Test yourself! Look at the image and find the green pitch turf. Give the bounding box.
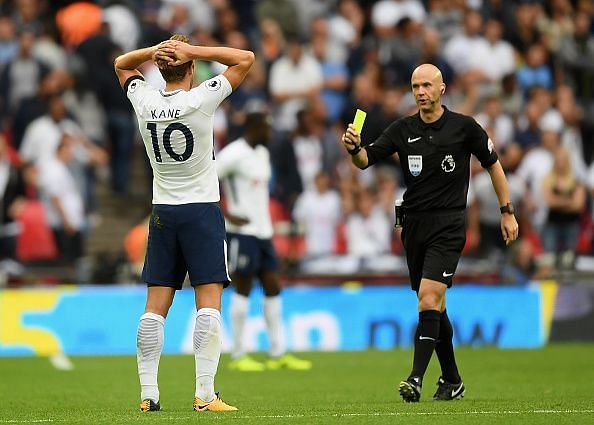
[1,345,593,424]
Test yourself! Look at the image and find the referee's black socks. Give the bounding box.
[410,309,441,381]
[435,310,461,384]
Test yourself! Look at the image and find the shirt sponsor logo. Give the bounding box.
[441,154,455,173]
[408,155,422,177]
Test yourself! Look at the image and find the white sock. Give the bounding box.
[264,296,285,358]
[137,312,165,402]
[230,293,249,359]
[194,308,222,402]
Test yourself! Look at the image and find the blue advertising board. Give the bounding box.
[0,284,545,356]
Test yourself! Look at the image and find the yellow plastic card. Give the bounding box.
[353,109,367,134]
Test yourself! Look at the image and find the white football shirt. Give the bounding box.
[126,75,232,204]
[293,188,342,256]
[216,138,273,239]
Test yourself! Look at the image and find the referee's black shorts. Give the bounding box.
[401,209,466,292]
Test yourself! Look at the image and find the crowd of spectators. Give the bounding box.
[0,0,593,284]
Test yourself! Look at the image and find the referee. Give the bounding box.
[341,64,518,402]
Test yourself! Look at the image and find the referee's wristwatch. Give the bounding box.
[347,143,362,156]
[500,202,515,215]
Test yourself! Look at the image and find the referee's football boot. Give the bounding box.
[140,399,160,412]
[432,376,465,401]
[193,392,238,412]
[398,376,422,402]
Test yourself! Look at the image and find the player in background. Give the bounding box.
[217,111,312,372]
[114,35,254,412]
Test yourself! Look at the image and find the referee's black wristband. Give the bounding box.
[347,144,362,156]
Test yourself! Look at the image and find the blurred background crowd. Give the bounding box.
[0,0,593,285]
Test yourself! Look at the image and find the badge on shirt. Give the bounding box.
[441,155,455,173]
[128,80,139,93]
[206,77,222,91]
[408,155,422,177]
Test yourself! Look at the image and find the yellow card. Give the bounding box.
[353,109,367,134]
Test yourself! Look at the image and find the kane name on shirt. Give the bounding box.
[150,109,181,120]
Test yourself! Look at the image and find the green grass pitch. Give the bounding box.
[1,345,593,424]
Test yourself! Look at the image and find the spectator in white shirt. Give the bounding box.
[38,133,85,262]
[293,171,342,257]
[269,36,323,131]
[327,0,364,51]
[425,0,463,45]
[443,10,483,75]
[346,187,391,257]
[19,94,105,165]
[20,94,107,208]
[291,108,325,191]
[469,18,516,83]
[371,0,426,31]
[517,112,568,234]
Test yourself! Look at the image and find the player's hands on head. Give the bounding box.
[152,41,174,66]
[501,213,519,246]
[154,40,193,67]
[341,124,361,151]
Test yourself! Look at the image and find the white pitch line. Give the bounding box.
[252,410,591,420]
[151,409,594,421]
[1,409,593,423]
[333,409,594,417]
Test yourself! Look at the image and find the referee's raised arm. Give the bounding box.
[341,123,369,168]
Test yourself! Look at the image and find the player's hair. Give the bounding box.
[157,34,192,83]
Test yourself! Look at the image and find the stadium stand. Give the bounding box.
[0,0,593,286]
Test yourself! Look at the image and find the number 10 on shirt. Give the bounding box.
[146,122,213,162]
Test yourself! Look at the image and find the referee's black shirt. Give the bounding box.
[364,106,498,212]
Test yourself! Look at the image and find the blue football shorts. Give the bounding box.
[142,203,231,289]
[226,232,279,276]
